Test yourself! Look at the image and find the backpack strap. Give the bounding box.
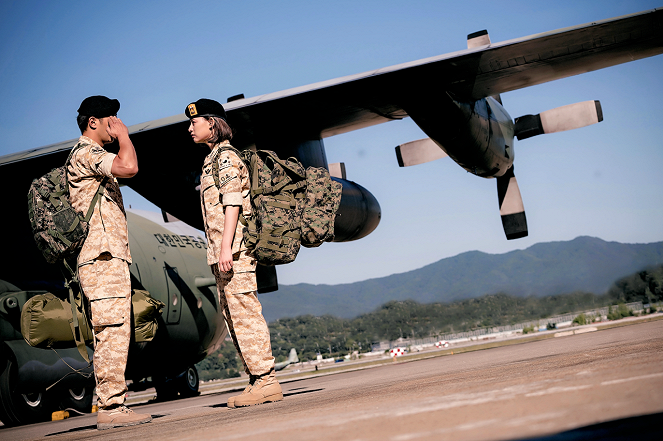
[83,178,107,223]
[47,172,70,208]
[61,259,91,364]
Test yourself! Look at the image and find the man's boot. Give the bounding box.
[227,375,255,409]
[97,405,152,430]
[232,370,283,408]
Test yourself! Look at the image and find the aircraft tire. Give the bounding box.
[176,366,200,398]
[59,386,93,416]
[0,355,55,426]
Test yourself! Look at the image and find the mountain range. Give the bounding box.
[260,236,663,322]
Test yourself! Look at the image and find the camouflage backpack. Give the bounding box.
[213,147,342,265]
[27,146,106,264]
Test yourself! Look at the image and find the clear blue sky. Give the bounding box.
[1,1,662,285]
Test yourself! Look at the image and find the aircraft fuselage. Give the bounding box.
[0,211,225,426]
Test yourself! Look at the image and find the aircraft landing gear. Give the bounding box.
[177,366,200,398]
[0,356,55,426]
[154,365,200,401]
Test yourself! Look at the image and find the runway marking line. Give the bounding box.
[391,411,567,441]
[525,385,591,397]
[600,371,663,386]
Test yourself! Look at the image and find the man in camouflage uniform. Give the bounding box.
[186,98,282,408]
[67,96,151,429]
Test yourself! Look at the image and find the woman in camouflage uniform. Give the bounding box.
[186,98,282,408]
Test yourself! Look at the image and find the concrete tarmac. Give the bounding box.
[3,319,663,441]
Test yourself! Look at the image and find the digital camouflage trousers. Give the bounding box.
[79,253,131,409]
[212,258,274,376]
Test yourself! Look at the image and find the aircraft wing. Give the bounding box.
[1,8,661,231]
[139,7,663,140]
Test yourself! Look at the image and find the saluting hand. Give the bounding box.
[108,115,139,178]
[106,116,129,141]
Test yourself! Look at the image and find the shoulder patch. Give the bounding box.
[218,154,232,171]
[218,173,237,188]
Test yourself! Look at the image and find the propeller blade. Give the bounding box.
[497,166,528,240]
[329,162,346,179]
[467,30,490,48]
[395,138,448,167]
[467,31,502,104]
[515,100,603,140]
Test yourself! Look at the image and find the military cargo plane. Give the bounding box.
[0,7,661,426]
[274,348,300,372]
[0,210,228,425]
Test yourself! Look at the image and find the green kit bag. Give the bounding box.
[21,288,164,361]
[131,289,165,343]
[21,292,93,349]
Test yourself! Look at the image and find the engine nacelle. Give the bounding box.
[332,178,381,242]
[402,94,514,178]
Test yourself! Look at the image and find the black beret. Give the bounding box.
[185,98,227,122]
[77,96,120,118]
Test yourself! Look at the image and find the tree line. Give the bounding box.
[197,264,663,380]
